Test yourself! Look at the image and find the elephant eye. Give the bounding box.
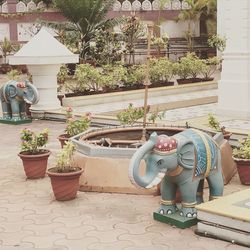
[157,159,164,166]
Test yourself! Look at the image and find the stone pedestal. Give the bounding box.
[28,65,61,111]
[217,0,250,119]
[9,28,79,116]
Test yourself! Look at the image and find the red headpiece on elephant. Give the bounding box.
[153,135,177,154]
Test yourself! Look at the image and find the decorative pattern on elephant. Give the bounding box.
[179,129,218,178]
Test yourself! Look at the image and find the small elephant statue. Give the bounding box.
[129,129,224,218]
[0,80,39,120]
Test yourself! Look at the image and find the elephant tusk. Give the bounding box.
[145,171,165,189]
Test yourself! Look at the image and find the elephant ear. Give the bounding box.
[8,84,17,98]
[177,142,195,170]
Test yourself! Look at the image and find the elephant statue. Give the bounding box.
[128,129,224,218]
[0,80,39,120]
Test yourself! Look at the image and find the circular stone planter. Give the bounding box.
[71,126,185,195]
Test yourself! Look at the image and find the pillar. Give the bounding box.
[217,0,250,119]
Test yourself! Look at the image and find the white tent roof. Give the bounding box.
[9,27,79,65]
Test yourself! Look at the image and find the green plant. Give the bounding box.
[122,15,145,65]
[1,37,13,63]
[66,114,91,137]
[174,56,192,80]
[101,64,127,89]
[74,63,102,92]
[208,34,226,52]
[55,141,76,172]
[54,0,121,59]
[208,113,220,131]
[149,58,174,84]
[200,56,220,79]
[89,28,123,65]
[7,69,21,80]
[148,109,165,124]
[233,135,250,159]
[20,128,49,154]
[187,53,203,79]
[57,65,69,84]
[116,103,145,125]
[151,33,169,57]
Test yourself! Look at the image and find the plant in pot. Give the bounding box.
[232,135,250,185]
[18,128,50,179]
[47,141,84,200]
[208,113,232,140]
[58,110,91,148]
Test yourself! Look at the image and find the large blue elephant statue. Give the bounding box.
[0,80,39,120]
[128,129,224,218]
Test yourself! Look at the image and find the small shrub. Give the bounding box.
[200,57,220,79]
[208,113,220,132]
[7,69,21,80]
[233,135,250,159]
[20,128,49,154]
[208,34,226,52]
[117,103,145,125]
[57,65,69,84]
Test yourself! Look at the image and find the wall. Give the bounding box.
[0,0,199,43]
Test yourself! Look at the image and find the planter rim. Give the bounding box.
[232,157,250,162]
[47,167,84,177]
[58,134,70,139]
[18,150,51,158]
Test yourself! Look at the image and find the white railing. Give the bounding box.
[113,0,190,11]
[0,1,46,13]
[0,0,190,13]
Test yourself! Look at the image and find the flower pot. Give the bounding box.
[18,150,51,179]
[58,134,70,148]
[223,132,232,140]
[47,167,84,201]
[233,157,250,185]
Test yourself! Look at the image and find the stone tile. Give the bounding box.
[23,223,64,237]
[0,230,34,246]
[1,220,34,233]
[22,234,66,249]
[0,210,35,222]
[24,213,62,225]
[119,232,164,247]
[53,214,93,227]
[54,225,95,239]
[86,229,127,243]
[88,240,133,250]
[55,237,98,250]
[0,242,34,250]
[115,221,154,234]
[123,246,170,250]
[83,218,122,231]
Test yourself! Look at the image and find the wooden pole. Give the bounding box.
[141,23,153,142]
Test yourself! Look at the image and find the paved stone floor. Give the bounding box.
[0,120,249,250]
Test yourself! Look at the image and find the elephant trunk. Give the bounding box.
[129,133,163,189]
[24,81,39,105]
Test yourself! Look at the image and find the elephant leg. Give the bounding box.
[196,179,204,204]
[20,102,27,119]
[179,179,200,218]
[1,101,11,119]
[10,101,21,120]
[157,176,178,215]
[206,171,224,200]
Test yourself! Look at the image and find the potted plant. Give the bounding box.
[58,109,91,148]
[200,57,220,82]
[208,113,232,140]
[18,128,50,179]
[47,141,84,200]
[232,135,250,185]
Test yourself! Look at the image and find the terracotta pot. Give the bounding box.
[58,134,70,148]
[223,132,232,140]
[47,167,84,201]
[18,150,51,179]
[233,157,250,185]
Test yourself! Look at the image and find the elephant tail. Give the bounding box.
[213,133,224,146]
